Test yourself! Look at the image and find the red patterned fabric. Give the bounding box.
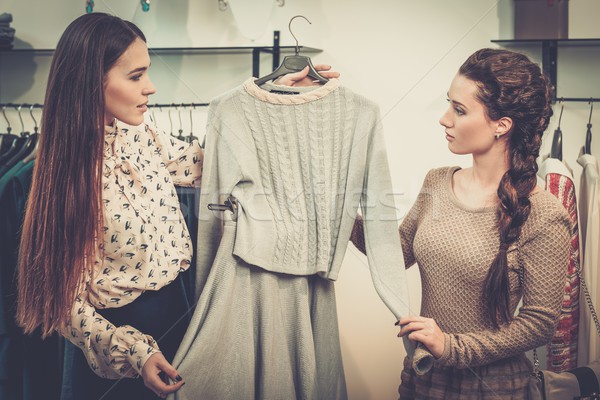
[545,172,581,372]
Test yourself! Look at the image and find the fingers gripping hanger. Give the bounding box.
[254,15,328,86]
[585,98,593,155]
[551,99,564,161]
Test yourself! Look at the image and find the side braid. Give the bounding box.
[459,49,553,327]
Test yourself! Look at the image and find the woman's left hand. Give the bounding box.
[274,64,340,87]
[397,315,445,359]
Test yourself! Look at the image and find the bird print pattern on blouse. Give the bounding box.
[59,121,203,379]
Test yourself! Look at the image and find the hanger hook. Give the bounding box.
[189,105,194,137]
[289,15,311,56]
[29,104,39,133]
[15,105,26,136]
[557,98,564,128]
[1,105,12,134]
[167,107,173,135]
[176,103,183,135]
[588,98,594,125]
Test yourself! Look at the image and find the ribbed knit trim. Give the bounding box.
[243,77,341,105]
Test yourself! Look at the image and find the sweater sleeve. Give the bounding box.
[360,107,409,319]
[436,207,571,368]
[149,124,203,188]
[359,108,434,374]
[59,285,160,379]
[398,170,434,269]
[193,103,243,299]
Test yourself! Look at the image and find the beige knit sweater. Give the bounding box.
[351,166,571,368]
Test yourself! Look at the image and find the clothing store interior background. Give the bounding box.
[1,0,600,398]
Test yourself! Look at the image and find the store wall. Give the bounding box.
[1,0,599,398]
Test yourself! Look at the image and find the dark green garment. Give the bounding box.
[0,160,62,400]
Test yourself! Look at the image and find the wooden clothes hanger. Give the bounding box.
[254,15,328,87]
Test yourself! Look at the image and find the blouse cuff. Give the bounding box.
[126,335,161,376]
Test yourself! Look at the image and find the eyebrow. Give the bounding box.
[127,67,147,75]
[447,92,467,109]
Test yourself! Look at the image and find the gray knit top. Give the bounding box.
[196,77,410,319]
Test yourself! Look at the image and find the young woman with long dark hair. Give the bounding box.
[16,12,337,400]
[351,48,571,399]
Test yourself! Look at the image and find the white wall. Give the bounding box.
[1,0,600,398]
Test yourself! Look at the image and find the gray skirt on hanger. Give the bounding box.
[171,218,347,400]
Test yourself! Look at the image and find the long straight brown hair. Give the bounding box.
[17,13,146,337]
[459,49,553,328]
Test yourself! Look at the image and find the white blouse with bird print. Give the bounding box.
[59,120,203,379]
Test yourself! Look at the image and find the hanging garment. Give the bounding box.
[171,78,413,400]
[577,152,600,366]
[539,157,581,372]
[174,185,201,308]
[0,160,62,400]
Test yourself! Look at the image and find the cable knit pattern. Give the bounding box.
[190,76,412,326]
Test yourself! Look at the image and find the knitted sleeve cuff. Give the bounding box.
[434,333,453,366]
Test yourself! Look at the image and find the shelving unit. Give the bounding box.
[0,31,323,79]
[491,38,600,102]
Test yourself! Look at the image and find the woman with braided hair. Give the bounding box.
[351,48,571,399]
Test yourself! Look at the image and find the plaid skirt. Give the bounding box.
[398,353,533,399]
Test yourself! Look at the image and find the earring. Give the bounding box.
[495,134,501,140]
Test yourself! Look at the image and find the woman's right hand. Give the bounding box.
[141,352,185,398]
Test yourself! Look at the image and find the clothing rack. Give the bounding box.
[0,103,209,109]
[559,98,600,103]
[147,103,209,108]
[0,103,43,109]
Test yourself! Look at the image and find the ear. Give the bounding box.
[494,116,513,139]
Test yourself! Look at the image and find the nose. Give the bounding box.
[439,107,452,128]
[144,79,157,96]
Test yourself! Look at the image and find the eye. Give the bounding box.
[130,74,143,81]
[454,107,465,116]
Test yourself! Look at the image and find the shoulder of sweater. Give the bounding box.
[524,191,571,237]
[208,83,246,110]
[336,85,380,116]
[422,166,455,187]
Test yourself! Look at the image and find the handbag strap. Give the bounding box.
[519,243,600,375]
[575,261,600,336]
